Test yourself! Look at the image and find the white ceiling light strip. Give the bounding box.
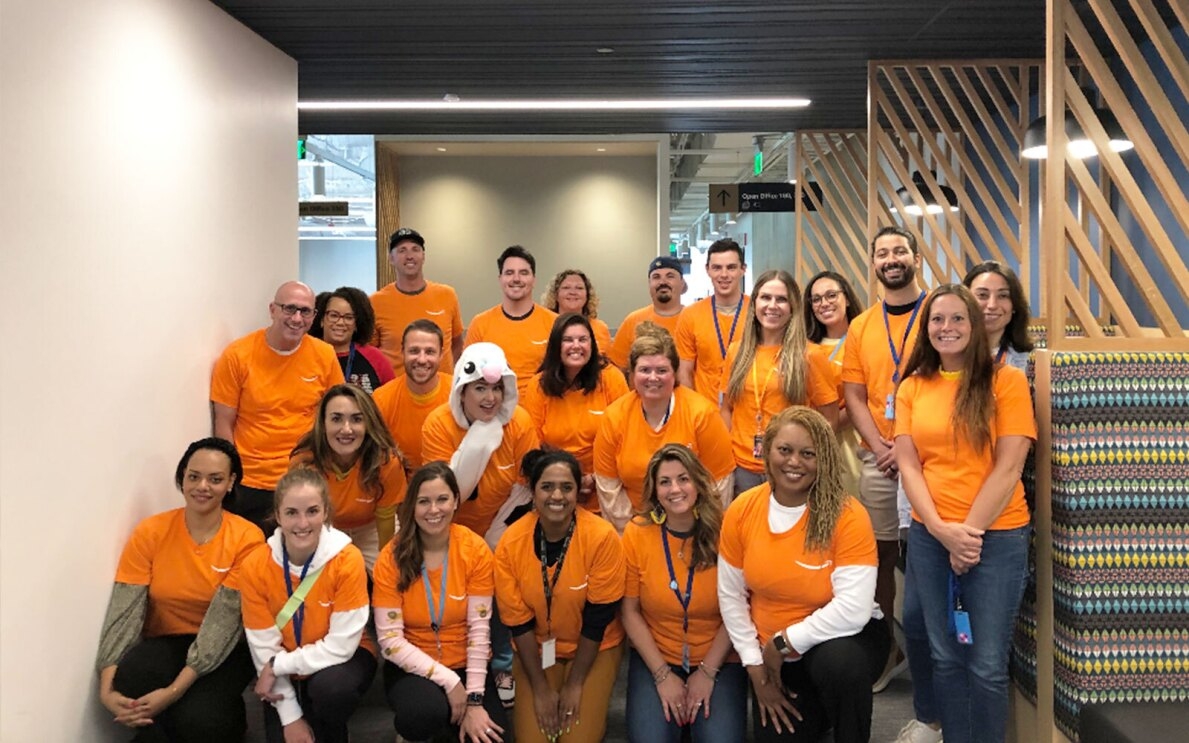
[299,97,810,111]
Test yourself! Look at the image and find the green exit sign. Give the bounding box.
[753,150,763,176]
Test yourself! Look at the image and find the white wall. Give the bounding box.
[0,1,297,739]
[396,154,659,329]
[300,237,378,295]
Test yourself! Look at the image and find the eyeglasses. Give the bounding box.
[324,310,356,324]
[810,290,842,306]
[276,303,316,318]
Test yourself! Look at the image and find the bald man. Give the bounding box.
[210,281,344,532]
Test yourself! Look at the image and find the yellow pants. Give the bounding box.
[512,643,623,743]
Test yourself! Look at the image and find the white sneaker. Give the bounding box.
[894,719,943,743]
[873,651,908,693]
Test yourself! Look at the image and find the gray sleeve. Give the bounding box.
[95,583,148,671]
[185,586,244,676]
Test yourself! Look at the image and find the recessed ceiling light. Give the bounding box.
[299,97,811,112]
[596,47,614,54]
[596,147,607,152]
[436,147,447,152]
[443,93,460,102]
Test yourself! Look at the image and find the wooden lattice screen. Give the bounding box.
[793,131,869,295]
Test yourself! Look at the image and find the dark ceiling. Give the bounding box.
[212,1,1052,135]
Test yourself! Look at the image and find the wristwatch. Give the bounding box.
[772,631,793,656]
[467,692,485,707]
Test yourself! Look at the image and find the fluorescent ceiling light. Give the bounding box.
[299,97,810,111]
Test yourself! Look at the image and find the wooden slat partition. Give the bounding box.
[793,131,869,294]
[374,142,402,290]
[867,60,1043,302]
[1043,0,1189,350]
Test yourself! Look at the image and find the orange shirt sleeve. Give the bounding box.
[114,518,160,586]
[689,392,736,481]
[493,525,535,630]
[376,456,409,512]
[601,365,629,401]
[520,374,547,436]
[209,342,246,410]
[592,319,613,358]
[420,404,461,466]
[370,540,403,610]
[583,517,626,605]
[806,349,840,407]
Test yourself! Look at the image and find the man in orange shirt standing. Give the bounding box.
[607,256,687,370]
[371,319,452,472]
[210,281,344,533]
[370,227,465,374]
[465,245,557,398]
[841,226,928,702]
[676,238,749,405]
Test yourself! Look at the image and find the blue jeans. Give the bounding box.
[625,649,747,743]
[903,540,938,724]
[908,521,1029,743]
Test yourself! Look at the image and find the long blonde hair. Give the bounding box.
[763,407,847,553]
[724,270,809,405]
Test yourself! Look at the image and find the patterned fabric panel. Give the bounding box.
[1047,352,1189,740]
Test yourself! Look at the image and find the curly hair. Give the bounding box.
[763,407,848,553]
[309,286,377,345]
[541,269,601,320]
[634,444,722,571]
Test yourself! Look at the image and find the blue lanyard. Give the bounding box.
[342,342,357,382]
[711,297,743,359]
[881,292,925,383]
[421,549,449,634]
[828,334,847,362]
[995,346,1006,364]
[661,525,696,670]
[281,542,315,646]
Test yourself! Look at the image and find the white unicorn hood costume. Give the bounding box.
[448,343,530,547]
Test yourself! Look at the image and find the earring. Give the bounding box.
[692,505,700,520]
[650,507,667,525]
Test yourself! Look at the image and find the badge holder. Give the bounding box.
[949,573,974,645]
[885,392,896,421]
[541,635,557,669]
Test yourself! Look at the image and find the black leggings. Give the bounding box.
[383,662,507,741]
[262,647,376,743]
[112,635,254,743]
[752,618,890,743]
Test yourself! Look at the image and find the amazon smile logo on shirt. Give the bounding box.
[531,339,547,345]
[300,375,319,382]
[210,565,231,573]
[426,309,445,315]
[497,463,515,471]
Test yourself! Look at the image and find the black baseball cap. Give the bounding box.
[388,228,425,251]
[648,256,683,275]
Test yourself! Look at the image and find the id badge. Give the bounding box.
[953,610,973,645]
[541,636,557,669]
[884,393,895,420]
[681,643,691,673]
[752,433,764,459]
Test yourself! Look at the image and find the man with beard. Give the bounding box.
[210,281,344,533]
[842,226,927,698]
[370,227,465,374]
[372,319,451,472]
[607,255,687,370]
[465,245,557,397]
[675,238,750,404]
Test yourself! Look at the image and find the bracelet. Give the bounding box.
[652,666,671,685]
[698,661,719,682]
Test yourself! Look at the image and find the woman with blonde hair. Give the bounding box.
[721,270,839,495]
[542,269,613,353]
[621,444,746,742]
[594,323,734,532]
[719,407,888,743]
[291,383,406,571]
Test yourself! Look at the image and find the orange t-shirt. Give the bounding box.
[238,539,374,653]
[371,523,495,669]
[841,300,925,446]
[594,386,734,510]
[810,337,849,407]
[210,330,344,489]
[675,296,751,404]
[370,282,464,373]
[420,405,540,537]
[520,365,629,479]
[372,373,452,470]
[494,508,625,659]
[590,318,613,359]
[608,305,684,370]
[115,509,263,638]
[721,344,839,473]
[894,366,1036,530]
[465,304,558,398]
[291,453,407,531]
[622,520,722,667]
[719,487,878,645]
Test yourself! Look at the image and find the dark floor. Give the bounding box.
[243,657,916,743]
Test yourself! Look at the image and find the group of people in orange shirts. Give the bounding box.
[96,224,1038,743]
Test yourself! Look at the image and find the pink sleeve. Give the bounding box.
[374,606,461,691]
[465,595,493,694]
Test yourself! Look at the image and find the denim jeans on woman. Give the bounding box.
[625,648,748,743]
[907,521,1029,743]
